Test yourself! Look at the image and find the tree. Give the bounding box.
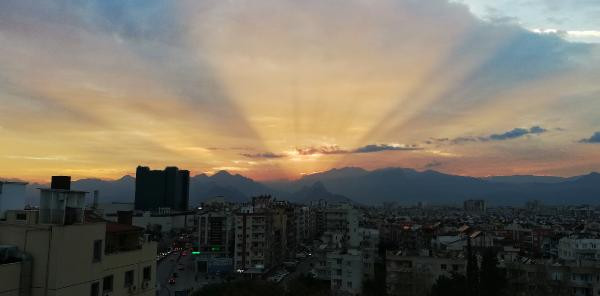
[466,239,479,296]
[479,249,507,296]
[192,280,284,296]
[430,273,467,296]
[362,262,387,296]
[287,275,329,296]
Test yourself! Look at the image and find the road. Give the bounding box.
[157,252,224,296]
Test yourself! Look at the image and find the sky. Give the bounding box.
[1,0,599,182]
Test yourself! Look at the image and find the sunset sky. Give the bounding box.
[1,0,599,182]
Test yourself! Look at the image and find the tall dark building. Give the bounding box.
[134,166,190,211]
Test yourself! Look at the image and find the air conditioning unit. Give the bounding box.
[142,281,150,289]
[128,285,137,293]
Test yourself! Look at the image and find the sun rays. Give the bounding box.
[0,0,599,181]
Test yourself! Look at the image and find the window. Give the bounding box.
[93,240,102,262]
[347,281,353,288]
[143,266,151,281]
[124,270,134,287]
[102,275,113,292]
[16,213,27,221]
[441,264,447,270]
[90,282,99,296]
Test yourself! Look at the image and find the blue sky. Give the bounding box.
[454,0,600,43]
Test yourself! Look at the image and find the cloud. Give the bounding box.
[353,144,423,153]
[296,146,348,155]
[579,132,600,143]
[297,143,422,155]
[440,126,549,145]
[488,126,547,140]
[240,152,286,159]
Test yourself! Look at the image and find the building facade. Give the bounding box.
[0,177,157,296]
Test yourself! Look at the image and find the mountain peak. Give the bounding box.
[213,170,232,177]
[118,175,135,182]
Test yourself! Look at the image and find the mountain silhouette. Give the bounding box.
[14,168,600,207]
[289,181,352,204]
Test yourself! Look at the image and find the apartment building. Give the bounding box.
[558,234,600,261]
[196,202,235,273]
[328,249,364,296]
[0,176,157,296]
[234,201,275,274]
[233,196,294,275]
[386,252,467,296]
[325,203,360,247]
[505,260,600,296]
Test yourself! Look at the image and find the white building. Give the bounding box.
[325,203,360,247]
[328,249,364,295]
[558,235,600,261]
[0,181,27,219]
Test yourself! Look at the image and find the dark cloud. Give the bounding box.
[296,146,348,155]
[579,132,600,143]
[451,136,481,144]
[296,143,422,155]
[442,126,549,145]
[488,126,547,141]
[353,144,423,153]
[241,152,286,159]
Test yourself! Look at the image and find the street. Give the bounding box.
[156,252,220,296]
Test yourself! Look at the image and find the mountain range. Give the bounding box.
[10,167,600,206]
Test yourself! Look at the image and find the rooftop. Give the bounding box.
[37,188,88,194]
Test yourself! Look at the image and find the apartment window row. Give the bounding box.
[90,266,152,295]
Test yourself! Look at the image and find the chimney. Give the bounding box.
[92,190,99,209]
[117,211,133,225]
[51,176,71,190]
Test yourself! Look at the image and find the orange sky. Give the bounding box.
[1,0,600,182]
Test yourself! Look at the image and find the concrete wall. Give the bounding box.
[0,262,21,296]
[0,222,157,296]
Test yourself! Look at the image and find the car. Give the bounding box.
[168,278,176,285]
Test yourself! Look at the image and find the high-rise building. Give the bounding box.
[134,166,190,211]
[233,196,290,275]
[196,201,236,273]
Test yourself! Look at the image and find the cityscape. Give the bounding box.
[2,0,600,296]
[2,167,600,296]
